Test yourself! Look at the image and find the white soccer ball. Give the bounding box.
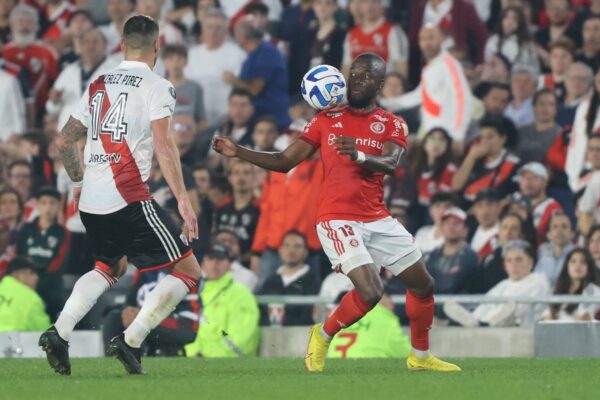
[300,64,347,110]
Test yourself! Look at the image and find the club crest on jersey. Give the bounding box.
[370,122,385,135]
[349,239,359,248]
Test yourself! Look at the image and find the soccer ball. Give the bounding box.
[301,64,346,110]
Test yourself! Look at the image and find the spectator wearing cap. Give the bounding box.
[256,231,321,326]
[414,192,457,255]
[185,7,247,128]
[185,240,260,358]
[162,44,207,137]
[452,116,520,203]
[537,38,575,101]
[504,65,538,128]
[327,288,411,359]
[0,256,50,332]
[444,240,551,327]
[515,162,563,243]
[515,89,561,164]
[586,225,600,270]
[424,207,480,297]
[470,190,501,261]
[228,15,291,130]
[251,125,322,287]
[16,186,70,320]
[214,229,258,292]
[46,29,119,130]
[535,212,575,286]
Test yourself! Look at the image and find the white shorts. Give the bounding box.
[316,216,422,276]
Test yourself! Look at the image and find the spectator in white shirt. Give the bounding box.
[414,192,458,255]
[99,0,134,55]
[46,29,119,130]
[185,8,246,127]
[0,68,25,140]
[444,240,551,327]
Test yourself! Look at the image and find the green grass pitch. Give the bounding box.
[1,358,599,400]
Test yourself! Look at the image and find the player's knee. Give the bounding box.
[172,254,202,281]
[360,284,384,306]
[109,258,128,279]
[411,276,434,297]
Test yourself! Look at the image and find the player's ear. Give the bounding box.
[119,38,125,53]
[154,39,160,54]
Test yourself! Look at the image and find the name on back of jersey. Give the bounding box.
[101,73,144,87]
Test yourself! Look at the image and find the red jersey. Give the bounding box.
[300,106,408,223]
[533,198,563,244]
[417,164,456,206]
[3,41,58,112]
[347,21,395,62]
[42,1,75,41]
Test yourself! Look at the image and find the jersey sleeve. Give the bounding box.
[385,114,408,149]
[299,115,321,149]
[71,89,90,128]
[148,79,176,121]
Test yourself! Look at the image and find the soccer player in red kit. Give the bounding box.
[213,53,460,373]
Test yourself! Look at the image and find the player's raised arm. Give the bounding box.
[152,116,198,241]
[212,135,315,173]
[334,136,404,175]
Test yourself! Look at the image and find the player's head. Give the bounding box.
[121,15,160,68]
[347,53,385,109]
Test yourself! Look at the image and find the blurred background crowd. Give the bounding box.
[1,0,600,358]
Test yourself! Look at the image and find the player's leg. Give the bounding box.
[39,210,127,376]
[367,217,460,371]
[110,200,200,374]
[306,221,380,372]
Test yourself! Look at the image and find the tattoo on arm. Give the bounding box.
[59,117,87,182]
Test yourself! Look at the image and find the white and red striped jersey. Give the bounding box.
[533,197,563,243]
[72,60,176,215]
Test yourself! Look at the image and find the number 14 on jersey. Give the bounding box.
[90,91,128,143]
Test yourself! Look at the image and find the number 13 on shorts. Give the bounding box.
[317,220,374,275]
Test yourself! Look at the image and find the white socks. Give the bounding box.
[124,273,195,348]
[55,267,117,341]
[412,348,430,359]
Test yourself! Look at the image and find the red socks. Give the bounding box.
[406,290,434,351]
[323,289,374,338]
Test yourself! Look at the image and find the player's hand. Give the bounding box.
[178,197,199,242]
[222,71,236,84]
[72,186,81,212]
[334,136,358,160]
[212,135,238,158]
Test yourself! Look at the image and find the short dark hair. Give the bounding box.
[282,230,308,248]
[479,115,518,149]
[191,162,210,173]
[477,82,511,99]
[161,43,187,59]
[123,15,159,50]
[254,116,279,131]
[229,88,253,101]
[8,159,32,174]
[587,224,600,245]
[430,192,459,207]
[549,37,575,58]
[533,88,557,106]
[20,130,48,154]
[67,10,95,28]
[245,2,269,15]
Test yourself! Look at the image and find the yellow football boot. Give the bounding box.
[406,352,461,372]
[304,323,331,372]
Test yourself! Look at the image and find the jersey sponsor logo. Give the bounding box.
[331,122,344,128]
[326,111,344,118]
[328,133,383,150]
[370,122,385,135]
[373,114,388,122]
[328,133,337,146]
[88,153,122,164]
[27,246,54,258]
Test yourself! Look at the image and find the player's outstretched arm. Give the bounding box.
[334,136,404,175]
[152,117,199,242]
[212,135,315,173]
[59,117,87,183]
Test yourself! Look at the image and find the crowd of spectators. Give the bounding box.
[2,0,600,357]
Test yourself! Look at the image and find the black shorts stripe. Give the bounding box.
[140,200,177,261]
[144,200,181,258]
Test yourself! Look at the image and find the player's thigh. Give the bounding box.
[126,200,192,271]
[80,210,127,267]
[364,217,423,276]
[316,220,375,276]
